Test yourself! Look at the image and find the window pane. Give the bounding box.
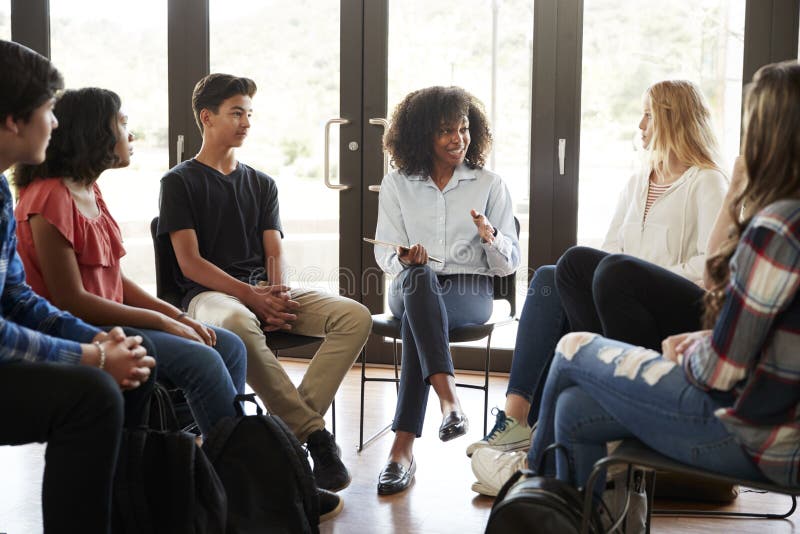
[388,0,534,298]
[50,0,168,293]
[578,0,744,248]
[0,1,9,41]
[210,0,340,293]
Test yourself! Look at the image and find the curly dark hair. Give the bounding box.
[14,88,121,188]
[384,86,492,176]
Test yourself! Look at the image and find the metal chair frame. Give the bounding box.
[579,439,799,534]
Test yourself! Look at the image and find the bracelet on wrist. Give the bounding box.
[93,340,107,370]
[175,311,188,320]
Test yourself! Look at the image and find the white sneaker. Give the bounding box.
[470,448,527,497]
[465,408,532,457]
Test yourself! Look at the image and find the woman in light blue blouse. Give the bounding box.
[374,86,520,495]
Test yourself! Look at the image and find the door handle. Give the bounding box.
[558,138,566,176]
[369,118,390,193]
[324,118,351,191]
[176,134,185,163]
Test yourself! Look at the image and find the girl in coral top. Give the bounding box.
[14,87,247,436]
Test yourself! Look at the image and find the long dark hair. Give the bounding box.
[704,61,800,326]
[384,86,492,177]
[14,87,122,187]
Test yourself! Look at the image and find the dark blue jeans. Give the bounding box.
[389,265,492,436]
[528,334,766,498]
[126,326,247,435]
[506,265,569,426]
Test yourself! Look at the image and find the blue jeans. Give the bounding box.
[389,265,493,436]
[506,265,569,426]
[130,326,247,436]
[528,333,767,498]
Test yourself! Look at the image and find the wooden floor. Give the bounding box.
[0,359,797,533]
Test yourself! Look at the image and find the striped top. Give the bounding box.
[644,180,673,221]
[683,199,800,488]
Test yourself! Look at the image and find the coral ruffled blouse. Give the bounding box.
[15,178,126,303]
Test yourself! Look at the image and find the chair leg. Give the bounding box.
[653,494,798,519]
[645,470,656,534]
[330,398,336,437]
[393,337,399,393]
[482,332,493,437]
[357,337,400,453]
[359,347,366,451]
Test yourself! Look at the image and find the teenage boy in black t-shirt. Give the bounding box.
[158,74,371,503]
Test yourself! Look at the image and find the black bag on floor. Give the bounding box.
[113,383,227,534]
[485,444,604,534]
[203,393,320,534]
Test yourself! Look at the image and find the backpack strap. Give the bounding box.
[267,415,320,528]
[494,468,537,504]
[234,393,263,416]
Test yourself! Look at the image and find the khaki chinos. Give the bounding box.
[188,285,371,441]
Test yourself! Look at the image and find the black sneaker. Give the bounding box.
[318,488,344,523]
[306,428,351,492]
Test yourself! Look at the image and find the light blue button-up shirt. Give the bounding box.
[374,163,520,277]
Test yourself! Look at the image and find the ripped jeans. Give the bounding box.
[528,333,766,498]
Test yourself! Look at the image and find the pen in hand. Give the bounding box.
[363,237,444,263]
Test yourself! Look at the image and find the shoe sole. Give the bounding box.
[466,440,531,458]
[377,475,415,495]
[319,497,344,523]
[471,481,498,497]
[440,423,469,442]
[327,477,351,493]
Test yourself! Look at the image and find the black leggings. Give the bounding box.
[555,246,706,351]
[0,361,152,534]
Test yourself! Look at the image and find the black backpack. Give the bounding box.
[485,444,605,534]
[113,384,227,534]
[203,394,320,534]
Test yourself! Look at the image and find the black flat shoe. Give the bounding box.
[377,457,416,495]
[439,410,469,442]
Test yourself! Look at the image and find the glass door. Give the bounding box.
[0,1,9,40]
[577,0,745,248]
[209,0,344,295]
[49,0,169,293]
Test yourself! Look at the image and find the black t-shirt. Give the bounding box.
[158,159,283,307]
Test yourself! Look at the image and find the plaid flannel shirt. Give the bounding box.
[0,175,100,365]
[684,199,800,488]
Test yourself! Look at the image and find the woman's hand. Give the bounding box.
[397,243,429,266]
[470,209,496,244]
[158,314,206,344]
[661,330,712,363]
[176,314,216,346]
[92,327,126,345]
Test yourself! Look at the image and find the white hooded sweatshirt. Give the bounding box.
[601,166,727,285]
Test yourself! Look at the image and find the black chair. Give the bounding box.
[149,217,335,434]
[579,439,800,534]
[357,217,521,452]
